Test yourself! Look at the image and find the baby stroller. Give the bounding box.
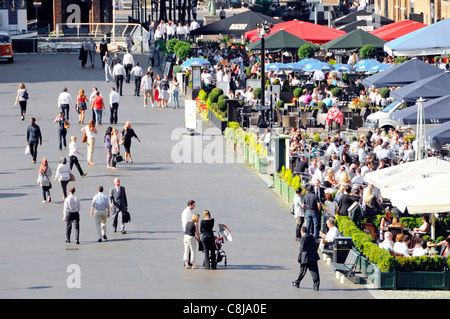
[214,231,228,267]
[213,224,233,267]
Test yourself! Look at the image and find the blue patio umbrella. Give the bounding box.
[181,58,211,67]
[333,63,356,72]
[303,61,335,72]
[354,59,381,72]
[297,58,318,66]
[265,62,291,72]
[426,121,450,149]
[369,63,393,73]
[286,62,303,72]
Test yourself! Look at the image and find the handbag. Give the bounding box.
[290,203,295,215]
[122,211,131,223]
[25,144,30,155]
[198,240,204,252]
[81,132,87,143]
[116,154,123,162]
[69,173,76,182]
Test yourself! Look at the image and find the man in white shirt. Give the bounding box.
[88,38,97,68]
[216,67,224,82]
[379,231,394,251]
[181,200,196,233]
[123,50,134,83]
[112,60,126,96]
[63,186,81,244]
[109,87,120,125]
[130,62,144,96]
[320,219,339,246]
[325,138,339,158]
[141,71,154,108]
[58,88,73,120]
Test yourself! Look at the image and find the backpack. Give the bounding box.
[21,90,29,100]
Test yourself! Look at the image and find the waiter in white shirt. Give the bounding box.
[63,186,81,244]
[58,88,73,120]
[109,87,120,125]
[123,50,134,83]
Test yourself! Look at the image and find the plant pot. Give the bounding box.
[255,155,268,174]
[243,143,250,162]
[274,173,282,193]
[281,180,290,202]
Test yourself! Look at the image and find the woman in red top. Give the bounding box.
[76,89,89,125]
[91,91,105,125]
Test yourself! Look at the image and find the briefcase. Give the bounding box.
[122,211,131,223]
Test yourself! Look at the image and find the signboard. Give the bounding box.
[192,67,201,90]
[216,81,230,96]
[185,100,197,130]
[163,62,172,78]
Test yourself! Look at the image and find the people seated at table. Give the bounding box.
[412,216,430,237]
[412,240,427,257]
[393,234,412,257]
[320,218,339,249]
[379,231,394,251]
[379,209,393,240]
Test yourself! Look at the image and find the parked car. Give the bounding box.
[364,100,407,131]
[0,31,13,63]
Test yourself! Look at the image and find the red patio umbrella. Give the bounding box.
[369,20,427,42]
[245,20,346,45]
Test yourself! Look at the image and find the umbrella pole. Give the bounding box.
[431,213,435,241]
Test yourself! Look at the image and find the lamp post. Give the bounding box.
[256,21,273,129]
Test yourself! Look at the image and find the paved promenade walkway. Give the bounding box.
[0,54,449,302]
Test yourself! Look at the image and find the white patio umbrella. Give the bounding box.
[382,173,450,239]
[363,157,450,190]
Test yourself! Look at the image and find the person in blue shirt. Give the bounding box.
[91,186,110,242]
[322,94,333,107]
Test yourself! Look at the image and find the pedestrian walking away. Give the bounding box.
[63,186,81,244]
[54,112,69,150]
[58,88,73,120]
[302,185,322,240]
[109,87,120,124]
[36,158,52,203]
[130,62,143,96]
[91,91,105,125]
[91,186,110,242]
[26,117,42,164]
[68,135,87,177]
[54,156,72,201]
[291,226,320,290]
[81,120,98,165]
[120,121,140,163]
[14,82,29,121]
[109,178,128,234]
[76,89,89,124]
[113,60,126,96]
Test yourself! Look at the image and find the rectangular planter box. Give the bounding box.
[274,173,282,194]
[358,253,450,290]
[255,156,268,174]
[208,109,227,134]
[243,144,249,162]
[281,180,290,202]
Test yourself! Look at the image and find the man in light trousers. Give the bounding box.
[91,186,110,242]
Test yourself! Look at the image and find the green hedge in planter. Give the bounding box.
[336,216,394,272]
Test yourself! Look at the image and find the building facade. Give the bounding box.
[373,0,450,24]
[0,0,28,33]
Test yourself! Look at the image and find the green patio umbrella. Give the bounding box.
[246,29,318,52]
[321,29,387,53]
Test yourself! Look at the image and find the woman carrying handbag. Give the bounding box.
[110,129,120,170]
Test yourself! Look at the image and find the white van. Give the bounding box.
[364,100,406,131]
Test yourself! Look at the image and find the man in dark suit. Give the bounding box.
[109,178,128,234]
[99,38,108,69]
[291,226,320,290]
